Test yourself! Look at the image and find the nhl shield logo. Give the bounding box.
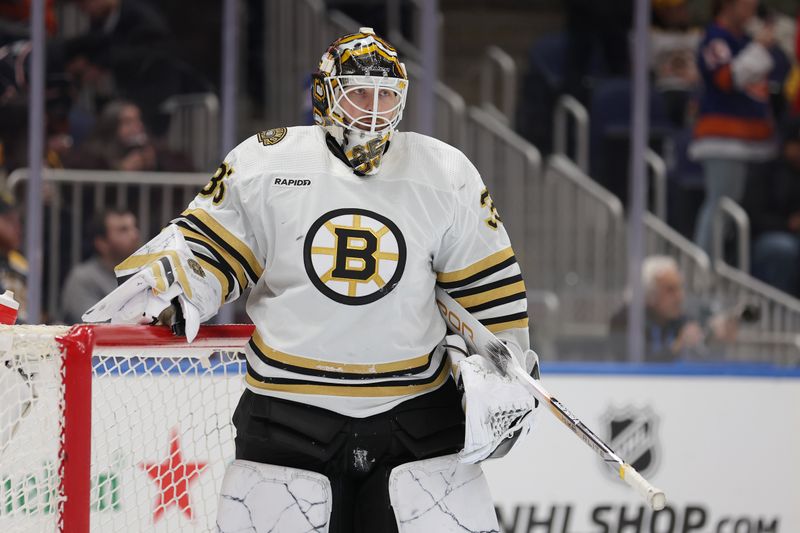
[602,406,660,479]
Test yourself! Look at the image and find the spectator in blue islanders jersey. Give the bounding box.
[689,0,778,255]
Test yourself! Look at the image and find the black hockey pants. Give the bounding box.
[232,379,465,533]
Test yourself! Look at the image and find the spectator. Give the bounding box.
[64,100,194,171]
[609,256,738,361]
[650,0,702,127]
[0,39,74,172]
[63,34,212,137]
[60,208,140,324]
[690,0,778,256]
[0,191,27,322]
[744,117,800,298]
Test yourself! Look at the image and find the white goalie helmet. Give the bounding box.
[311,27,409,176]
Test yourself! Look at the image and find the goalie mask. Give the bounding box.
[312,27,409,176]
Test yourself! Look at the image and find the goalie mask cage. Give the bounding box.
[0,324,254,533]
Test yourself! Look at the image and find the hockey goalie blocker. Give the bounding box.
[83,225,220,342]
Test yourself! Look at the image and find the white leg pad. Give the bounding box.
[388,454,499,533]
[216,459,332,533]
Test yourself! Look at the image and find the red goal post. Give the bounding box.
[0,324,254,533]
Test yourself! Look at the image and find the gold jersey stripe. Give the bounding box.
[454,280,526,309]
[115,251,193,299]
[486,317,529,333]
[182,208,264,281]
[252,330,431,374]
[196,257,229,305]
[245,360,450,397]
[436,247,515,284]
[177,225,248,289]
[150,263,167,293]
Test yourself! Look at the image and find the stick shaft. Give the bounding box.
[435,286,666,510]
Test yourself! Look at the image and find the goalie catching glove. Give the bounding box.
[445,335,540,464]
[82,225,221,342]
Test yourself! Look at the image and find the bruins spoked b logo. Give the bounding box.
[304,208,406,305]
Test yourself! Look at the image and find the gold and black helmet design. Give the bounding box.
[312,28,409,176]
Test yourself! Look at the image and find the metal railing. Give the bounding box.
[479,46,517,125]
[386,0,441,64]
[528,290,560,359]
[539,155,626,334]
[646,149,667,222]
[160,93,220,172]
[264,0,326,127]
[553,94,590,174]
[643,212,711,295]
[403,64,468,151]
[464,107,541,279]
[708,198,800,363]
[712,196,750,273]
[8,169,208,320]
[263,2,466,147]
[712,263,800,364]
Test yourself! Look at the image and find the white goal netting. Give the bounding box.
[0,324,249,533]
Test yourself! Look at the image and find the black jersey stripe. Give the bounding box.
[464,290,527,314]
[479,311,529,326]
[436,255,518,289]
[181,231,244,291]
[248,330,436,379]
[244,355,451,397]
[178,211,262,283]
[193,252,234,301]
[447,274,524,299]
[436,247,514,284]
[248,339,436,380]
[175,219,250,288]
[181,208,263,279]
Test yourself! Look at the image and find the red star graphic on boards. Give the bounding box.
[138,426,208,522]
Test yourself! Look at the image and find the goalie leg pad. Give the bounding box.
[216,459,332,533]
[388,453,499,533]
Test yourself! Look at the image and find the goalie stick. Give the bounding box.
[435,286,667,511]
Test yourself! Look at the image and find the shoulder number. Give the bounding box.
[480,187,502,230]
[199,162,234,205]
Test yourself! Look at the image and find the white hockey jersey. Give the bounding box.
[171,126,530,417]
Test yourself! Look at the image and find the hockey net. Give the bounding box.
[0,324,253,533]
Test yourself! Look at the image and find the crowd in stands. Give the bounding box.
[518,0,800,306]
[0,0,215,324]
[0,0,207,174]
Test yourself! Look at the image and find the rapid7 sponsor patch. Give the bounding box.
[273,177,312,188]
